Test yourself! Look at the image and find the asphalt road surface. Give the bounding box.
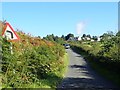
[57,49,119,90]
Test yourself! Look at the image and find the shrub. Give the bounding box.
[1,31,65,88]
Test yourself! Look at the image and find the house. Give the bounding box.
[91,39,94,42]
[77,36,81,41]
[97,37,101,41]
[86,37,91,41]
[67,37,75,41]
[67,36,81,41]
[67,36,101,42]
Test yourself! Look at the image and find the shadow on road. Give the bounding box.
[57,63,119,89]
[57,49,120,90]
[75,55,82,57]
[57,77,118,90]
[70,65,87,69]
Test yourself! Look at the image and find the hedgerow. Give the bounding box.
[70,33,120,86]
[1,30,65,88]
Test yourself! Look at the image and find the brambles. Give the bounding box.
[1,30,65,88]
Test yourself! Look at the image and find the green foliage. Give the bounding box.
[65,33,74,40]
[70,31,120,86]
[116,31,120,36]
[92,36,98,41]
[1,33,66,88]
[43,34,65,45]
[81,34,92,41]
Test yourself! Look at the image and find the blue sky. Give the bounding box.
[1,2,118,37]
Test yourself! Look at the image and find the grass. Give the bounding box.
[0,74,2,90]
[61,52,69,77]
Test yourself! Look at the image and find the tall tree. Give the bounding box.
[87,34,91,39]
[92,36,98,41]
[82,34,86,38]
[65,33,74,40]
[61,35,65,40]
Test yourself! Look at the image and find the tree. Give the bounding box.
[82,34,86,38]
[54,36,59,42]
[80,34,86,41]
[61,35,65,40]
[116,31,120,37]
[87,34,91,39]
[38,36,41,38]
[65,33,74,40]
[100,33,108,42]
[43,34,54,41]
[43,34,65,44]
[107,31,114,36]
[92,36,98,41]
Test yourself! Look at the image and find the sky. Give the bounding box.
[1,2,118,38]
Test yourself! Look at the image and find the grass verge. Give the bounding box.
[61,52,69,78]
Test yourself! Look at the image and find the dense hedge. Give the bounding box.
[1,31,65,88]
[71,44,120,72]
[70,39,120,86]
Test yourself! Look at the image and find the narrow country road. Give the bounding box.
[57,49,119,90]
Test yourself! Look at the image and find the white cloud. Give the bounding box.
[76,21,85,35]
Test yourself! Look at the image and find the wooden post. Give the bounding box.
[10,42,13,54]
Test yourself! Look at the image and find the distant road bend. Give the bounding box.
[57,49,119,90]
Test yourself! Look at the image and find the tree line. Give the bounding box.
[43,31,120,43]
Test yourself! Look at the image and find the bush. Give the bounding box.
[70,39,120,86]
[1,32,65,88]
